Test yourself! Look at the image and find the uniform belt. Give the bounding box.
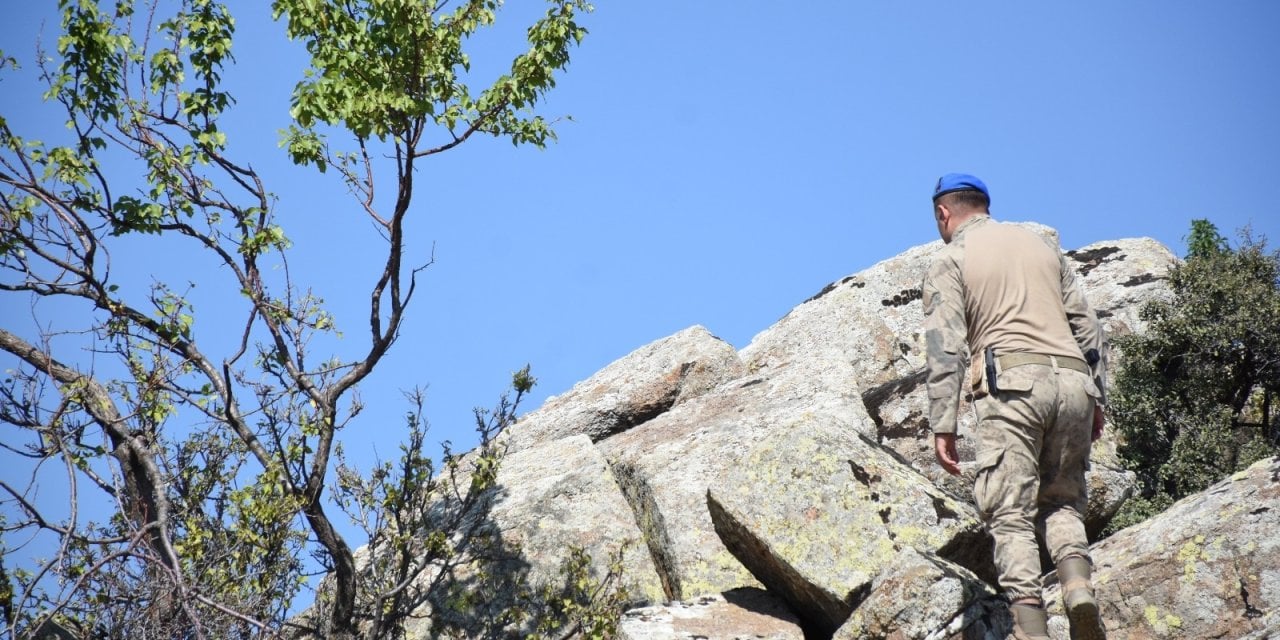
[997,353,1090,375]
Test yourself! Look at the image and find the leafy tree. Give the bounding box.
[1185,218,1231,260]
[0,0,604,637]
[1107,219,1280,531]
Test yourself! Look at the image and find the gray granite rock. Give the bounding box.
[705,418,991,636]
[739,240,939,392]
[859,369,981,498]
[833,547,1008,640]
[413,434,667,638]
[485,434,666,605]
[1064,237,1178,340]
[598,359,877,602]
[502,325,745,452]
[1043,455,1280,639]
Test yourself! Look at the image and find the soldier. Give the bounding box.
[922,174,1108,640]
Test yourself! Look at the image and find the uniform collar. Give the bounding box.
[952,214,990,240]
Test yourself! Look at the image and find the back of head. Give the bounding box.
[932,173,991,213]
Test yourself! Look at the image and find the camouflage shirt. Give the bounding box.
[922,215,1108,434]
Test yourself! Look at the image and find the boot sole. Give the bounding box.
[1066,598,1106,640]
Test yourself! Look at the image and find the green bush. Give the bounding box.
[1107,220,1280,533]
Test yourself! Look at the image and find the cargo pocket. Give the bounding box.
[994,368,1036,395]
[972,447,1004,521]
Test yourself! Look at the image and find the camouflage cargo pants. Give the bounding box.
[972,360,1099,601]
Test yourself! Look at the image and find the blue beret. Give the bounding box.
[932,173,989,202]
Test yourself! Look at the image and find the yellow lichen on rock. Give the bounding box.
[1143,605,1183,635]
[1176,535,1208,582]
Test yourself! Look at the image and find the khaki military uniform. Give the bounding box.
[922,215,1108,602]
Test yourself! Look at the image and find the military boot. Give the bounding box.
[1058,555,1106,640]
[1009,602,1050,640]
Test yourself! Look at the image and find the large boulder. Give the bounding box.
[501,325,745,452]
[1043,454,1280,639]
[705,417,992,636]
[598,359,876,602]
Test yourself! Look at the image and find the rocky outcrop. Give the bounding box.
[314,230,1261,640]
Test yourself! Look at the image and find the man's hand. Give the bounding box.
[934,433,962,476]
[1092,405,1106,442]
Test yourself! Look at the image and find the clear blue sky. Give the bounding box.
[3,1,1279,549]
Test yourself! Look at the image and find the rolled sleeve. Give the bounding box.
[923,256,968,434]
